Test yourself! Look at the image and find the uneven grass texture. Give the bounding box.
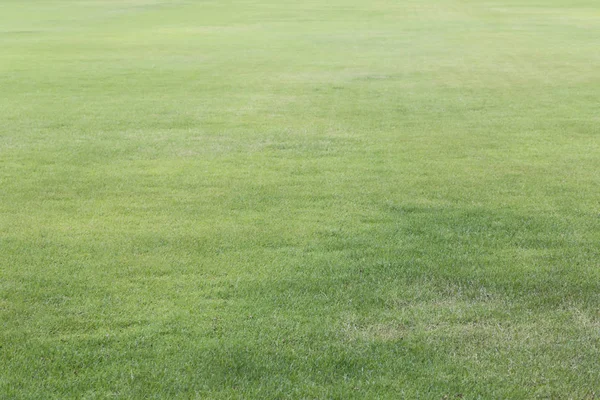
[1,0,599,398]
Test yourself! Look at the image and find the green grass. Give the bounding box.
[1,0,599,398]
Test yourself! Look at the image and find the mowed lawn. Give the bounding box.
[1,0,599,398]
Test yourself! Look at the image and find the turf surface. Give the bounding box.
[1,0,599,398]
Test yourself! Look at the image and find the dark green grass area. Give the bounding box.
[1,0,599,398]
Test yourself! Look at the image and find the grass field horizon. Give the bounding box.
[1,0,599,398]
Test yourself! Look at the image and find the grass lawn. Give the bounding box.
[1,0,599,398]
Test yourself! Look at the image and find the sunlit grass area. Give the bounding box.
[1,0,599,398]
